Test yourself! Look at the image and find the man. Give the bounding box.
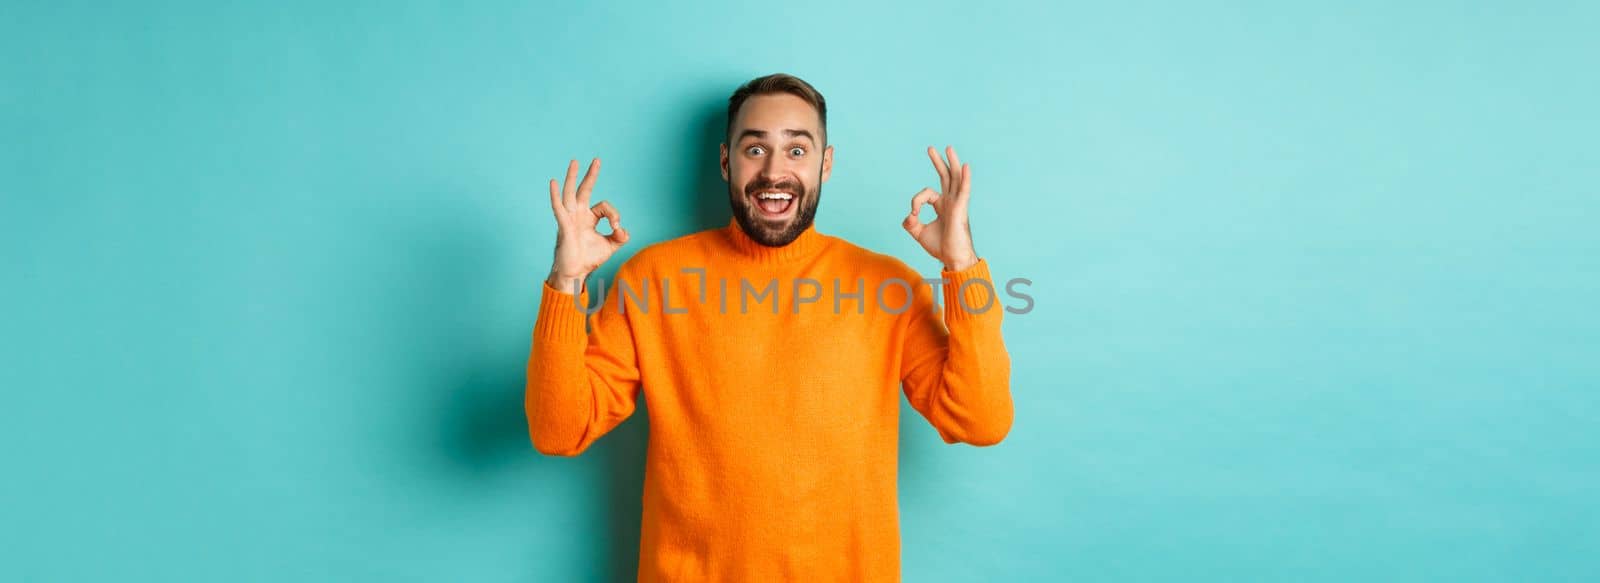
[527,73,1013,582]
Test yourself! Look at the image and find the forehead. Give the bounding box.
[732,93,823,138]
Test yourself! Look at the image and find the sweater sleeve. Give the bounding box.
[899,258,1015,446]
[525,273,643,456]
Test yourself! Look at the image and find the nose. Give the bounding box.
[759,153,785,182]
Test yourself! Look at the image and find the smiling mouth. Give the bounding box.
[751,190,796,218]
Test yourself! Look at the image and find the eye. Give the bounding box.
[746,146,765,156]
[789,147,806,157]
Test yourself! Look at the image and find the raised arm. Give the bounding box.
[899,146,1014,445]
[525,158,639,457]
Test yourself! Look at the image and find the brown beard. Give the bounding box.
[728,176,820,247]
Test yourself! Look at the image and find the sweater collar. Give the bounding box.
[723,217,826,265]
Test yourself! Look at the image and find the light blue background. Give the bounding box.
[4,1,1597,581]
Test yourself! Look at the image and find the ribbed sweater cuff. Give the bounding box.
[535,280,590,343]
[940,258,1002,324]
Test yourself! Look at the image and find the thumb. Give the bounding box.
[608,225,630,248]
[902,213,924,238]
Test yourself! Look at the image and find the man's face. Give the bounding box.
[721,93,834,247]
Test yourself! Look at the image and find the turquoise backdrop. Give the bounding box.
[4,1,1597,581]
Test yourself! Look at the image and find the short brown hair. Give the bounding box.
[726,73,827,143]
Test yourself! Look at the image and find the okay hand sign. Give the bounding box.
[546,158,629,293]
[902,146,979,272]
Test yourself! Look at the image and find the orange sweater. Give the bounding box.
[526,218,1013,582]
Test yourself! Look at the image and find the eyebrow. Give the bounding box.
[737,128,817,143]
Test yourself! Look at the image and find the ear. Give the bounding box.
[820,144,834,183]
[719,142,730,182]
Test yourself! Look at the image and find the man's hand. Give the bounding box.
[546,158,629,293]
[902,146,979,272]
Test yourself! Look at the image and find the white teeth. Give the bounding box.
[756,192,793,200]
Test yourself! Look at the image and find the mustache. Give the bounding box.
[745,178,803,197]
